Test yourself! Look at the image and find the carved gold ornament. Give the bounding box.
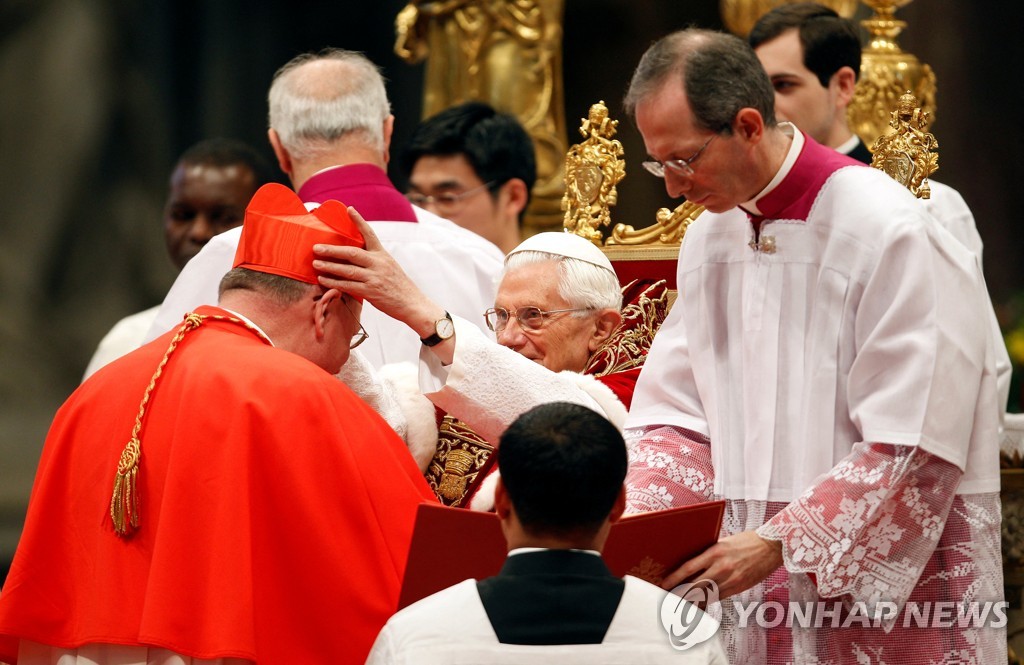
[870,91,938,199]
[563,101,702,249]
[562,101,626,244]
[395,0,569,233]
[849,0,936,149]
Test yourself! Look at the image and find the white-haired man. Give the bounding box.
[316,218,640,509]
[144,48,504,369]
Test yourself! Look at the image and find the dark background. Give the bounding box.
[2,0,1021,575]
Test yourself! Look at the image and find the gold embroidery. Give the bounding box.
[426,416,496,507]
[585,279,670,377]
[627,555,667,586]
[438,449,476,501]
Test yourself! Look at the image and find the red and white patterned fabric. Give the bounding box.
[626,425,1006,665]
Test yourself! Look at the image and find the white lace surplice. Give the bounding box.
[625,425,1005,665]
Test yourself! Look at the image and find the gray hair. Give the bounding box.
[503,251,622,312]
[268,48,391,161]
[624,28,776,134]
[219,267,314,304]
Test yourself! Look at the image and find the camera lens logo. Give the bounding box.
[659,579,722,651]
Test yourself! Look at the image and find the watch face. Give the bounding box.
[437,317,455,339]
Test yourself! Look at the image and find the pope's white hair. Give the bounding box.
[268,48,390,161]
[502,250,622,312]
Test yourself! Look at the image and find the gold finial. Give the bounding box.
[849,0,937,148]
[870,90,939,199]
[562,101,626,245]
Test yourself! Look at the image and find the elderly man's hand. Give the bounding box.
[661,530,783,600]
[313,207,423,321]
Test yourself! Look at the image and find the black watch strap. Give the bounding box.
[420,311,454,347]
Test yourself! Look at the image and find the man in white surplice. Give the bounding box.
[621,28,1005,664]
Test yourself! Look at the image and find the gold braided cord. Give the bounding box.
[109,311,271,537]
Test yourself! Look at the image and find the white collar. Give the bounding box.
[741,122,802,216]
[507,547,601,557]
[218,307,275,346]
[835,134,861,156]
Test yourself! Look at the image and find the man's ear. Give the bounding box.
[588,308,623,353]
[499,178,530,219]
[382,114,395,164]
[733,107,766,144]
[494,476,512,520]
[268,128,293,177]
[608,486,627,524]
[313,288,342,340]
[832,66,857,107]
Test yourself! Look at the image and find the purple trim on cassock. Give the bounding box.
[756,134,866,222]
[297,164,418,222]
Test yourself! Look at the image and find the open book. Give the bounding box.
[398,500,725,609]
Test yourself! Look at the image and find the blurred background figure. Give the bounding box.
[82,138,274,380]
[400,101,536,254]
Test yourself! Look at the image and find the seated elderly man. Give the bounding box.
[315,210,646,509]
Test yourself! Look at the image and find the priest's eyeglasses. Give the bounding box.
[484,306,592,333]
[342,299,369,350]
[641,134,717,178]
[405,181,497,214]
[349,324,369,350]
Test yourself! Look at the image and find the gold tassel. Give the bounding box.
[107,311,271,538]
[110,437,141,535]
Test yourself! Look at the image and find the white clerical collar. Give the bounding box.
[741,122,803,216]
[835,134,861,156]
[219,307,275,346]
[508,547,601,557]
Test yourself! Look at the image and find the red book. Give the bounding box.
[397,500,725,609]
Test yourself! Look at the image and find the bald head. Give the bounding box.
[268,49,392,162]
[624,28,776,135]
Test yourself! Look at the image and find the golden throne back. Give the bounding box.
[562,101,705,375]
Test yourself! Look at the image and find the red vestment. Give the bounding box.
[0,306,436,664]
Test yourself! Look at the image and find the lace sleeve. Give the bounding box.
[624,425,716,514]
[757,442,962,607]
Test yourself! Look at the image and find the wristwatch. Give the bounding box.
[420,311,454,347]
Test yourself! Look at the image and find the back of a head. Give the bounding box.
[399,101,537,203]
[177,137,277,188]
[748,3,862,87]
[220,183,364,304]
[624,28,776,133]
[498,402,627,538]
[267,48,391,161]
